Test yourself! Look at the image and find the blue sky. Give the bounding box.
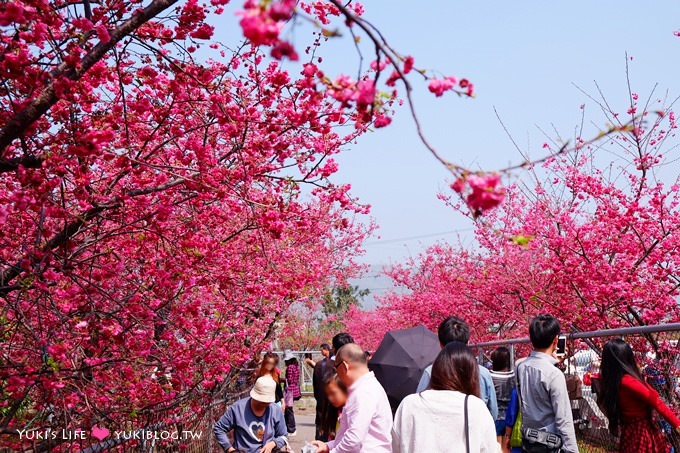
[215,2,680,305]
[324,1,680,304]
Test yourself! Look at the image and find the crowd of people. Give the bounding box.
[213,314,680,453]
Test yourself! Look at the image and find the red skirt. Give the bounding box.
[620,417,669,453]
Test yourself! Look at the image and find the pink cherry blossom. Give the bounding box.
[428,77,455,97]
[95,24,110,43]
[374,114,392,128]
[466,173,505,212]
[268,0,295,21]
[0,0,387,448]
[239,12,282,46]
[190,23,214,40]
[355,80,376,107]
[403,56,414,74]
[450,178,465,193]
[270,40,299,61]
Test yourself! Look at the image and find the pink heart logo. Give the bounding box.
[91,426,110,441]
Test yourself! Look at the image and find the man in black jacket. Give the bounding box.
[313,333,354,441]
[312,343,332,441]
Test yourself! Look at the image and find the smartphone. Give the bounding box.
[556,335,567,356]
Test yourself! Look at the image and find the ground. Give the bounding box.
[287,399,317,452]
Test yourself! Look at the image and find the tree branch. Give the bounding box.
[0,0,179,159]
[0,178,186,296]
[0,155,43,173]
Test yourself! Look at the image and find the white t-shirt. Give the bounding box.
[392,389,500,453]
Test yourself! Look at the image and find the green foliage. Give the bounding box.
[275,285,370,350]
[321,285,369,332]
[322,285,368,317]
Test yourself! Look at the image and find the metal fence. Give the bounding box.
[13,326,678,452]
[270,350,322,396]
[2,366,257,453]
[3,350,322,453]
[470,322,680,452]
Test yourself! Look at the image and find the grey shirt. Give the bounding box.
[516,351,578,453]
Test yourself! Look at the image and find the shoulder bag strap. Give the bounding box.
[515,362,523,408]
[464,394,470,453]
[515,362,525,440]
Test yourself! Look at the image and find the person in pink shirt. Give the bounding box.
[312,343,393,453]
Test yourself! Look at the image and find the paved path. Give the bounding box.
[287,413,316,452]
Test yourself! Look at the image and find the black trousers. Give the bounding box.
[284,405,296,433]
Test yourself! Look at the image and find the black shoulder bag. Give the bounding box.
[464,394,470,453]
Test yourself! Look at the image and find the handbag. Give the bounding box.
[464,394,470,453]
[510,408,522,448]
[283,386,294,407]
[565,373,582,400]
[591,376,601,395]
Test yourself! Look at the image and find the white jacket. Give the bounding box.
[392,390,500,453]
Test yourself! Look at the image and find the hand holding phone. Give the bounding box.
[556,335,567,357]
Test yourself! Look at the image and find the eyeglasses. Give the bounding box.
[334,361,347,371]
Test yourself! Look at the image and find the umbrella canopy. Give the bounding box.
[368,325,441,412]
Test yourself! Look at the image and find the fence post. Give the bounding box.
[510,344,515,367]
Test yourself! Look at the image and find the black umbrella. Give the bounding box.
[368,325,441,412]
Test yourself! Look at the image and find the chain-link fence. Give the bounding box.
[14,328,676,452]
[470,322,680,452]
[1,366,258,453]
[3,350,324,453]
[270,350,322,396]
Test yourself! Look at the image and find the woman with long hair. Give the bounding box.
[392,342,498,452]
[320,373,348,441]
[258,352,284,406]
[598,339,680,452]
[490,346,515,451]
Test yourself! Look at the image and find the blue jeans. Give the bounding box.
[495,420,506,436]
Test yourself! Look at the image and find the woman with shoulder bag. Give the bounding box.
[392,342,499,452]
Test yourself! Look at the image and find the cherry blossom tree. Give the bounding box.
[348,89,680,354]
[0,0,427,448]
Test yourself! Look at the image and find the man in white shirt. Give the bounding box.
[312,343,393,453]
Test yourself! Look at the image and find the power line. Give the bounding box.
[364,228,474,246]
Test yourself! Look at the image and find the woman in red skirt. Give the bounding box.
[598,339,680,452]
